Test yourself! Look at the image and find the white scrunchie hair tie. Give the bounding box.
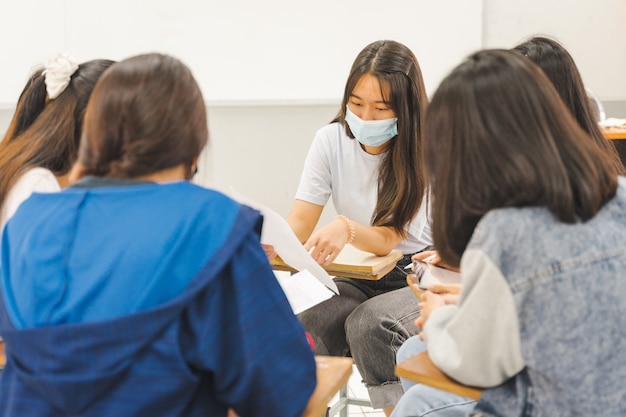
[42,52,79,99]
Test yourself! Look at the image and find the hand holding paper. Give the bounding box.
[228,188,338,293]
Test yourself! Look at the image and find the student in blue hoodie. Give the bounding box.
[0,53,316,417]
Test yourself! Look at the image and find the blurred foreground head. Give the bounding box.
[424,49,618,267]
[78,53,208,179]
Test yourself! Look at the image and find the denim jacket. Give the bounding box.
[424,177,626,417]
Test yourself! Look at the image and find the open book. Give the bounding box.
[272,244,403,280]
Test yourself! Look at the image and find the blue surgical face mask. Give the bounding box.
[345,105,398,147]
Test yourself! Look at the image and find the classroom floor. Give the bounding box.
[330,364,386,417]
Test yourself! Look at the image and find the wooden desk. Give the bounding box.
[302,356,353,417]
[603,126,626,140]
[396,351,482,400]
[229,356,352,417]
[603,127,626,167]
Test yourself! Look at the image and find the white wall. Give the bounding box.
[1,0,625,222]
[483,0,626,102]
[0,0,482,105]
[199,104,339,219]
[0,0,482,222]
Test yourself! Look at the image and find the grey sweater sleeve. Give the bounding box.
[423,248,525,387]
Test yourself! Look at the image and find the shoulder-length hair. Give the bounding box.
[425,49,618,267]
[0,59,115,209]
[78,53,207,179]
[513,36,624,173]
[332,40,428,235]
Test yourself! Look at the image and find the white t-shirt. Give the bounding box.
[295,122,433,254]
[1,167,60,229]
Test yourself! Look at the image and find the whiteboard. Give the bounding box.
[0,0,482,104]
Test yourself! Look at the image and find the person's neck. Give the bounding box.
[360,142,389,155]
[55,173,70,188]
[135,164,188,183]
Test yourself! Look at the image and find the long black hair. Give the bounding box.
[425,50,618,267]
[513,36,624,174]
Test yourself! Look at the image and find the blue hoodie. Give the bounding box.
[0,181,316,417]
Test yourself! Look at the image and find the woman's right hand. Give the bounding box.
[304,218,349,265]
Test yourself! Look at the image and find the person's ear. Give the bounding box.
[189,156,199,179]
[68,162,88,184]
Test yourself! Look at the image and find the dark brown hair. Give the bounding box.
[0,59,115,209]
[334,40,428,235]
[425,50,618,268]
[2,70,48,142]
[79,53,207,178]
[513,36,624,173]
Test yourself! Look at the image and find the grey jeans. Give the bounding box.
[298,255,420,409]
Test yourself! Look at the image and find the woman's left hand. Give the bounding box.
[427,283,462,305]
[262,244,278,261]
[414,291,445,339]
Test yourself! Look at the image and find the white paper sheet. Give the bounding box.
[274,270,334,314]
[228,188,339,293]
[599,117,626,128]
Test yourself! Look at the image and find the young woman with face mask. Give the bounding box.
[283,40,433,414]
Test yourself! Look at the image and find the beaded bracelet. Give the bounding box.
[336,214,356,244]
